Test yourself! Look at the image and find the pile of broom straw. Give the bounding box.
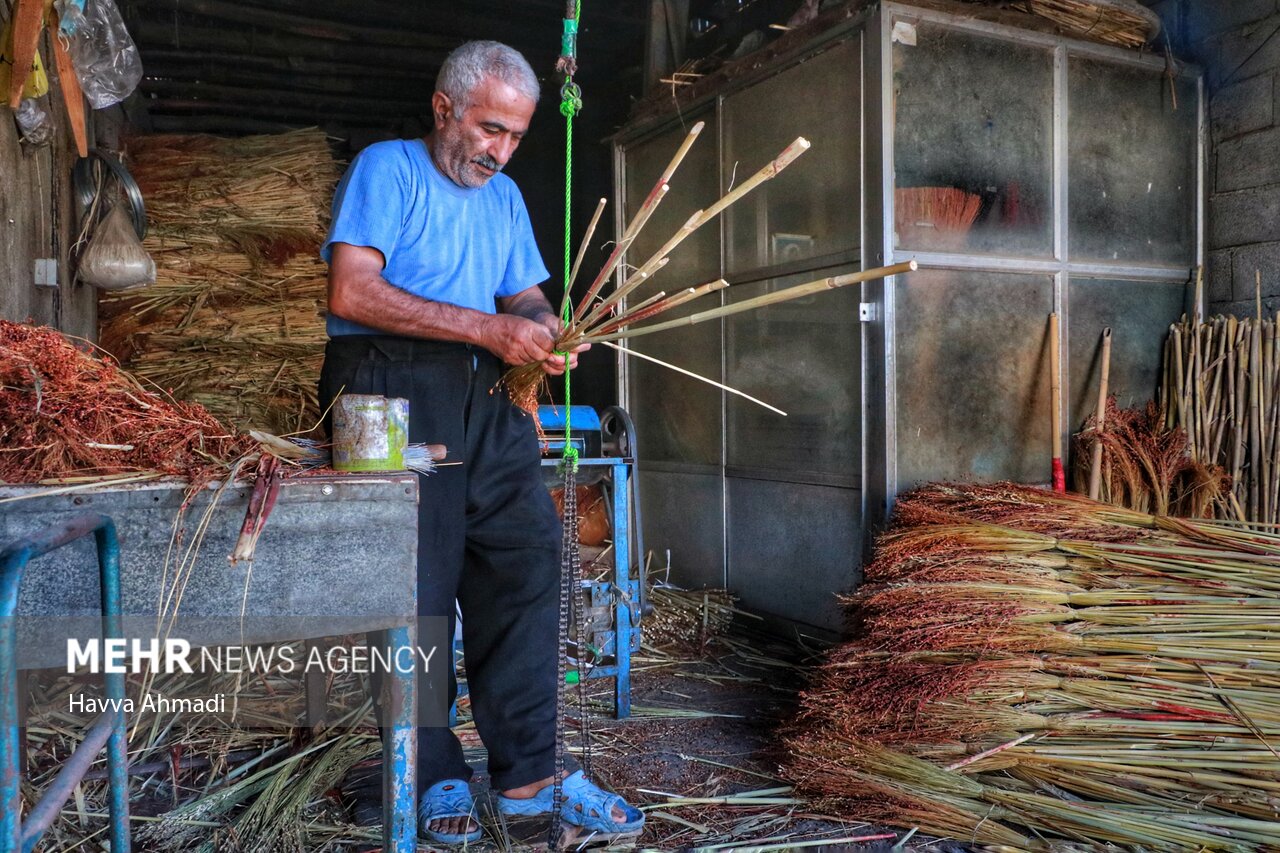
[99,129,340,435]
[1162,279,1280,525]
[786,481,1280,849]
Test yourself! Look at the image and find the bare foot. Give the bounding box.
[429,814,479,837]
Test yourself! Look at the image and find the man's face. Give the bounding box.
[432,76,536,189]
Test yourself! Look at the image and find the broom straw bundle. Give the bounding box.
[786,481,1280,849]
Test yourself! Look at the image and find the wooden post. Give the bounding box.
[1088,327,1112,501]
[1050,313,1065,493]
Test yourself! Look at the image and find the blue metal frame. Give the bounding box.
[541,456,637,719]
[0,512,420,853]
[1,513,130,853]
[382,625,417,852]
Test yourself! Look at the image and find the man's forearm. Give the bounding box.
[330,271,495,344]
[499,286,557,323]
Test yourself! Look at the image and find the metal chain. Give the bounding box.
[551,1,587,847]
[550,459,577,848]
[572,485,593,781]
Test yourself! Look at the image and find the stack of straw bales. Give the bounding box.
[100,129,340,434]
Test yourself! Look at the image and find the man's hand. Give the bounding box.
[533,312,591,376]
[479,314,558,366]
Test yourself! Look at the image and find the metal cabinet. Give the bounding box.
[614,2,1202,632]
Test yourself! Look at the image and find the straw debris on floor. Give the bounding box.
[785,481,1280,849]
[99,129,340,435]
[19,573,921,851]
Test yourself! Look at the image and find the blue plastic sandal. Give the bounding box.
[496,771,645,836]
[419,779,483,844]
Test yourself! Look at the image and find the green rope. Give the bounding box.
[558,0,582,471]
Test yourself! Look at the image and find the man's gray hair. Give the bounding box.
[436,41,540,116]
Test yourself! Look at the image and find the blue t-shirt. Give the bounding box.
[322,138,550,336]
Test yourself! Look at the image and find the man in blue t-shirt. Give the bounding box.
[318,41,643,845]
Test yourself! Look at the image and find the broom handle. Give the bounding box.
[576,261,915,346]
[560,197,608,319]
[1088,327,1112,501]
[1050,313,1065,493]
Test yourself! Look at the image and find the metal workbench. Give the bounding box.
[0,473,420,852]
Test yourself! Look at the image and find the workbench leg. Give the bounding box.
[612,464,632,720]
[97,523,132,853]
[16,675,27,777]
[382,625,417,853]
[303,639,328,733]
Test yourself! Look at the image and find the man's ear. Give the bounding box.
[431,91,454,128]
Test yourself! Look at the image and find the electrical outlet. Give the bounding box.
[34,258,58,287]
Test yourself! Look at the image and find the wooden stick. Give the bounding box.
[656,120,705,186]
[577,261,915,346]
[560,197,607,318]
[599,340,786,416]
[1250,274,1263,523]
[592,280,730,337]
[582,136,812,327]
[570,186,668,326]
[593,289,689,337]
[637,137,809,281]
[569,123,704,325]
[1172,325,1186,438]
[1190,269,1204,458]
[593,289,669,334]
[1232,318,1248,507]
[1050,313,1065,493]
[1088,327,1112,501]
[7,0,43,108]
[50,15,89,158]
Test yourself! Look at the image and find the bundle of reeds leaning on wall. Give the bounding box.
[99,129,340,435]
[785,481,1280,849]
[1160,282,1280,525]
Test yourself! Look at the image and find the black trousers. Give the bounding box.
[319,335,567,792]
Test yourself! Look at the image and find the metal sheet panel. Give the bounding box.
[1068,57,1197,265]
[638,469,725,590]
[725,266,861,483]
[622,112,724,466]
[726,477,860,632]
[895,269,1055,488]
[1067,277,1191,430]
[722,37,861,274]
[892,22,1054,257]
[1,475,419,669]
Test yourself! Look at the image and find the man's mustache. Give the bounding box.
[473,155,502,172]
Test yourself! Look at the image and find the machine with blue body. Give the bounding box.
[538,405,643,719]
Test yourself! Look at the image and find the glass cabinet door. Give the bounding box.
[1068,58,1197,265]
[622,114,723,466]
[893,23,1055,257]
[722,37,862,275]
